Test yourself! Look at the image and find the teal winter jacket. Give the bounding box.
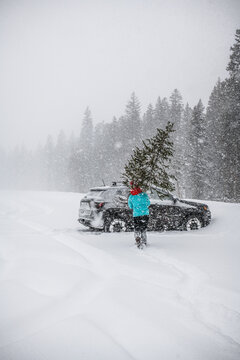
[128,192,150,217]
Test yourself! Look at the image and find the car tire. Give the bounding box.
[184,216,202,231]
[159,224,168,232]
[105,218,128,232]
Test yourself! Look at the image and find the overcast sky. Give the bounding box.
[0,0,239,150]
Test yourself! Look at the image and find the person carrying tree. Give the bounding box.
[128,181,150,248]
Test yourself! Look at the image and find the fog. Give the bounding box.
[0,0,239,150]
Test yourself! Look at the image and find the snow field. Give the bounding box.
[0,191,239,360]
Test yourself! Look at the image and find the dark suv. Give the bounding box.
[78,183,211,232]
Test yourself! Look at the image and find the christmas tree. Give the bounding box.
[122,122,176,196]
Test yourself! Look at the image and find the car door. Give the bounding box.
[148,198,170,230]
[164,205,182,229]
[149,195,182,230]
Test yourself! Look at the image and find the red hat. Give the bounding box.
[130,187,142,195]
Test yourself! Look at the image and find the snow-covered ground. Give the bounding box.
[0,190,239,360]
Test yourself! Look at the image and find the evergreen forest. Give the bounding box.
[1,30,239,202]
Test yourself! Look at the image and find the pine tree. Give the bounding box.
[78,107,94,191]
[204,79,225,200]
[68,132,78,191]
[169,89,184,196]
[204,29,240,202]
[153,97,170,130]
[188,100,207,199]
[122,122,175,195]
[142,103,154,139]
[79,107,93,150]
[223,29,240,201]
[55,130,68,191]
[43,135,55,190]
[34,144,45,190]
[92,122,107,186]
[170,89,183,134]
[105,117,123,183]
[181,103,193,197]
[226,29,240,78]
[124,92,141,147]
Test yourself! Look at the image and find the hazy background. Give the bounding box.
[0,0,239,150]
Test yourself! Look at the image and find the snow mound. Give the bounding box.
[0,191,239,360]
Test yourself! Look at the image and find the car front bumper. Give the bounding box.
[202,210,211,226]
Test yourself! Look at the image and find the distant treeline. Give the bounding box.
[0,30,239,202]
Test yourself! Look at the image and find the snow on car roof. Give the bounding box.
[90,185,127,191]
[150,198,196,208]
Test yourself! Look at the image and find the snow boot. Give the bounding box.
[141,230,147,246]
[135,236,142,248]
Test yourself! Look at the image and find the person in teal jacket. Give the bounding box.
[128,181,150,247]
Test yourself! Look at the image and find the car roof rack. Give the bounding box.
[111,181,124,186]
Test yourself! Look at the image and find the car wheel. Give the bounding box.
[108,218,127,232]
[159,224,168,232]
[185,216,202,231]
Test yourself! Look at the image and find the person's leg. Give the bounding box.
[133,217,141,246]
[139,216,149,244]
[141,229,147,244]
[135,231,141,246]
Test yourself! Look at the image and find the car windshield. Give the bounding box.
[115,188,129,198]
[101,189,117,201]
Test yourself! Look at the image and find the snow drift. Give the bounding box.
[0,191,239,360]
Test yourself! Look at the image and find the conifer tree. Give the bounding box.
[55,130,68,190]
[204,79,225,200]
[68,108,94,192]
[170,89,183,134]
[204,29,240,202]
[122,122,175,195]
[105,117,123,182]
[224,29,240,201]
[44,135,55,190]
[124,92,141,146]
[78,107,94,191]
[68,132,79,191]
[153,97,170,130]
[92,122,107,185]
[181,103,193,197]
[80,107,93,150]
[226,29,240,78]
[34,144,45,190]
[169,89,184,195]
[142,103,154,139]
[188,100,207,199]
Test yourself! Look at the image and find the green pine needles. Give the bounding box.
[122,122,176,195]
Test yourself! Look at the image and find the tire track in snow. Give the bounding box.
[1,200,160,359]
[60,225,240,353]
[140,248,240,349]
[1,193,240,359]
[0,200,131,350]
[63,229,240,355]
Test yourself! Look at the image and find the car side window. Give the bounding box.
[122,188,130,198]
[103,189,117,201]
[113,188,129,206]
[101,187,129,204]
